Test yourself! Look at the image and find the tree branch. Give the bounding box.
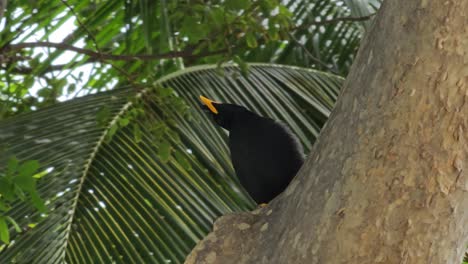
[3,59,97,75]
[287,33,339,75]
[59,0,100,53]
[291,13,376,31]
[3,42,227,61]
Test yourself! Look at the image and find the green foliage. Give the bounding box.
[0,157,46,244]
[232,55,250,77]
[0,0,296,119]
[0,64,342,262]
[0,217,8,244]
[0,0,378,119]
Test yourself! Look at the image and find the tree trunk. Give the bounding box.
[185,0,468,263]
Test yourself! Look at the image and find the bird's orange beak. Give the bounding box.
[199,95,219,114]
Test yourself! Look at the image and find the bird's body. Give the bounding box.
[228,111,304,203]
[200,96,304,204]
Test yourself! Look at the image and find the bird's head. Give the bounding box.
[199,95,249,130]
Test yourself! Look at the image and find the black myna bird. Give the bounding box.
[200,95,304,204]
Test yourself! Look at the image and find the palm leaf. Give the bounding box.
[0,64,342,263]
[246,0,380,75]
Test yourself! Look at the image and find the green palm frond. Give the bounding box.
[246,0,380,75]
[0,64,343,263]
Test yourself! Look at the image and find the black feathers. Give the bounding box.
[200,97,304,204]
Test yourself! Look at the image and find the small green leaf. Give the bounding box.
[118,118,130,127]
[106,123,118,142]
[269,29,279,41]
[181,17,210,44]
[159,140,172,163]
[0,200,9,212]
[29,57,40,68]
[14,174,36,192]
[151,123,167,142]
[133,124,143,143]
[223,12,237,24]
[166,128,181,143]
[14,185,26,200]
[7,156,18,176]
[23,77,35,89]
[5,217,21,233]
[15,160,39,192]
[31,191,47,213]
[129,107,145,119]
[18,160,40,179]
[159,87,174,97]
[225,0,250,11]
[209,7,225,28]
[278,5,292,17]
[268,20,280,40]
[96,106,111,127]
[0,178,14,201]
[174,151,192,171]
[37,88,52,98]
[233,56,250,77]
[245,31,258,48]
[8,84,17,93]
[0,216,9,244]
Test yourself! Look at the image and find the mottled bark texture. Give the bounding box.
[185,0,468,263]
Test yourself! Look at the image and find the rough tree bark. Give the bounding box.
[185,1,468,263]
